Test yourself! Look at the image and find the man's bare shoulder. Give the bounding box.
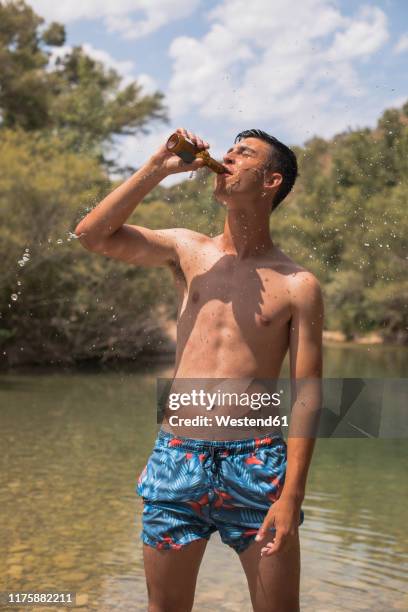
[290,270,323,305]
[288,268,324,317]
[268,247,323,307]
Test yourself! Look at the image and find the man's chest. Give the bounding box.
[177,260,293,335]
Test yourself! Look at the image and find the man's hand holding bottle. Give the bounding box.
[149,127,210,176]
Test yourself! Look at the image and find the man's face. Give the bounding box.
[214,137,275,205]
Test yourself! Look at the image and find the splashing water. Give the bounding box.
[8,230,81,312]
[17,248,30,267]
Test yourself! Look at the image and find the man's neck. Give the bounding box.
[219,206,274,259]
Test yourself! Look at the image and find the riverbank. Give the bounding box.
[323,330,383,344]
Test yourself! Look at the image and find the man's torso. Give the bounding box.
[162,230,307,439]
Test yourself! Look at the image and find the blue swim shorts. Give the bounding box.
[136,429,304,554]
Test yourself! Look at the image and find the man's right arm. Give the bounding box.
[74,128,209,268]
[75,159,180,268]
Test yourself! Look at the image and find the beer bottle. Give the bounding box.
[166,132,227,174]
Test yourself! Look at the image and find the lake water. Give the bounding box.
[1,344,407,611]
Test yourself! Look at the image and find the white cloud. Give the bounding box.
[136,73,160,95]
[393,33,408,54]
[327,5,388,60]
[166,0,390,141]
[30,0,201,39]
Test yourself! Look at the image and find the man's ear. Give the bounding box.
[264,169,282,190]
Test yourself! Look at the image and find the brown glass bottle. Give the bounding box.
[166,132,227,174]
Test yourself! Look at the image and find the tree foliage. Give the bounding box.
[0,0,407,368]
[0,0,168,159]
[0,128,175,365]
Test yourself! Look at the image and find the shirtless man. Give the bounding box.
[75,127,324,612]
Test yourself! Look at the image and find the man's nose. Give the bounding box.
[222,155,234,174]
[223,151,234,165]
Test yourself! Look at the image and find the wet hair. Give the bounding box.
[234,129,298,212]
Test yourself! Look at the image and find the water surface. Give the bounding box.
[1,344,407,611]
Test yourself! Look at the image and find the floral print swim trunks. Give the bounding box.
[136,429,304,554]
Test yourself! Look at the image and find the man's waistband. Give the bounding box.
[156,428,286,454]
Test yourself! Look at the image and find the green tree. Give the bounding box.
[0,0,168,161]
[0,129,175,365]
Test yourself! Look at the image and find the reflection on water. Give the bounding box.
[0,344,407,611]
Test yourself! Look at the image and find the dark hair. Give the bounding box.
[234,129,298,211]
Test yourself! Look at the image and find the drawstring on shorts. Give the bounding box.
[207,446,224,477]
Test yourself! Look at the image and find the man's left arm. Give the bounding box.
[256,272,324,556]
[283,272,324,501]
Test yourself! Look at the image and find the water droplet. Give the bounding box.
[11,294,18,301]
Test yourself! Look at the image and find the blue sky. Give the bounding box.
[31,0,408,185]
